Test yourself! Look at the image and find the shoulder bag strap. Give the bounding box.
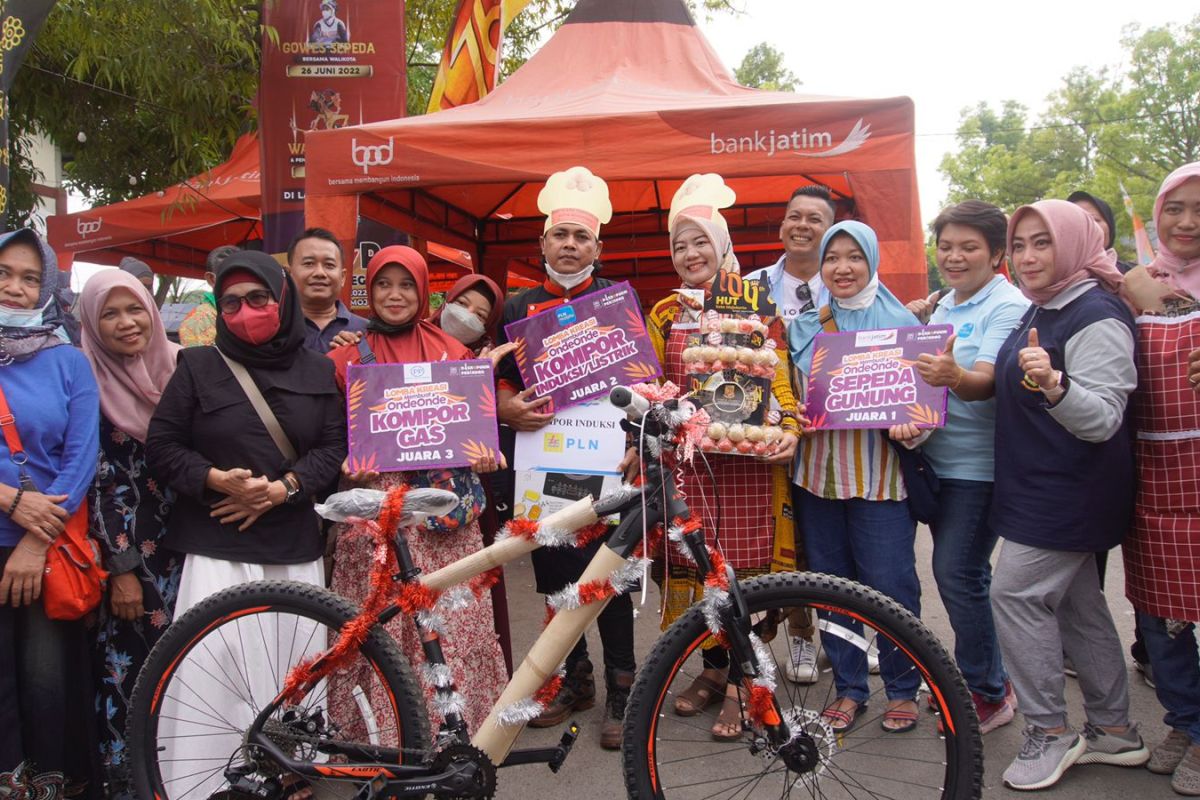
[216,350,300,464]
[818,304,838,333]
[0,383,35,490]
[356,337,376,365]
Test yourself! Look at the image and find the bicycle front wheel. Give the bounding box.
[622,571,982,800]
[127,580,430,800]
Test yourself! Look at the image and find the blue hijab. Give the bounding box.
[788,220,918,375]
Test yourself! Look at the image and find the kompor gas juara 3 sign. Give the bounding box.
[346,360,500,472]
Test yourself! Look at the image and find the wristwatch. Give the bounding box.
[282,475,302,505]
[1043,371,1069,404]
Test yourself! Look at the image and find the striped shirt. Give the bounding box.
[794,428,906,501]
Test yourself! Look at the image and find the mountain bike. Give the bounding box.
[126,385,983,799]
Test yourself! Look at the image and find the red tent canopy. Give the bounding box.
[45,135,473,292]
[304,0,927,302]
[47,134,263,279]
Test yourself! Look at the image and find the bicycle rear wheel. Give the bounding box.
[127,580,430,800]
[622,571,982,800]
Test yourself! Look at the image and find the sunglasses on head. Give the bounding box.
[217,289,274,315]
[794,282,816,311]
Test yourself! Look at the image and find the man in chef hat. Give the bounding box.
[493,166,639,751]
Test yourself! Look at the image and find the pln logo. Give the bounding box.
[555,306,577,326]
[76,217,103,238]
[351,137,394,174]
[543,432,564,453]
[403,362,432,383]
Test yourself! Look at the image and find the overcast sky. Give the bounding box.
[696,0,1192,223]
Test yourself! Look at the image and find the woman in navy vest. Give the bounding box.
[989,200,1145,791]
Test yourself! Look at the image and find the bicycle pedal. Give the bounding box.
[549,720,581,773]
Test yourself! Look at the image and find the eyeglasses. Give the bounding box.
[217,289,274,315]
[795,282,815,312]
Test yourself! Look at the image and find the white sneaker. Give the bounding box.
[784,636,819,684]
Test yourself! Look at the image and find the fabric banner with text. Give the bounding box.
[259,0,406,252]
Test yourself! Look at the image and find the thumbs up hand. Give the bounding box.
[915,334,963,389]
[1018,327,1060,392]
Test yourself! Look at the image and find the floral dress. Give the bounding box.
[90,416,181,785]
[329,467,507,737]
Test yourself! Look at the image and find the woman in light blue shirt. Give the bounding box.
[892,201,1028,734]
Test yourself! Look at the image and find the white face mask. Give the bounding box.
[439,301,486,345]
[545,262,595,290]
[0,297,50,329]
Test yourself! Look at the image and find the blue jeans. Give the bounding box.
[930,479,1007,702]
[800,492,921,703]
[1138,611,1200,744]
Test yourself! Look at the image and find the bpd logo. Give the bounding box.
[351,137,394,175]
[555,306,576,326]
[403,362,432,384]
[76,217,102,238]
[543,432,564,453]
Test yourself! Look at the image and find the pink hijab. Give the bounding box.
[80,270,181,442]
[1149,162,1200,298]
[1007,199,1123,306]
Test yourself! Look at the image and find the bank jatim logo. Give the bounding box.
[709,118,872,158]
[76,217,103,238]
[351,137,394,174]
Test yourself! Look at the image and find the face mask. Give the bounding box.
[223,303,281,345]
[0,298,51,329]
[545,262,594,291]
[439,301,486,345]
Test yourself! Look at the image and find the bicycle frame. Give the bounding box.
[240,400,786,795]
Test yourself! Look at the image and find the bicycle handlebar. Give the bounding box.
[315,486,460,525]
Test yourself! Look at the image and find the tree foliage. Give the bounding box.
[734,42,798,91]
[938,15,1200,252]
[8,0,739,227]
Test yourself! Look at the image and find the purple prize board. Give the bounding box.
[504,281,661,411]
[346,359,500,472]
[806,325,953,430]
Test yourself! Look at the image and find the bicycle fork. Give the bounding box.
[678,519,793,748]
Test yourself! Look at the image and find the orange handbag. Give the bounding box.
[0,384,107,620]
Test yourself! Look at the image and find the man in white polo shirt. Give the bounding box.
[744,185,836,321]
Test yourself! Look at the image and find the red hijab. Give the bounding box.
[327,245,470,388]
[429,273,503,348]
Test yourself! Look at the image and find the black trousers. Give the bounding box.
[0,547,101,796]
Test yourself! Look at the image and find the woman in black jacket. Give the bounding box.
[146,250,345,799]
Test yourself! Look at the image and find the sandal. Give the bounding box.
[821,697,866,734]
[711,687,746,741]
[673,669,728,716]
[881,699,919,734]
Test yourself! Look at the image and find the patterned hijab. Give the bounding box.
[0,229,69,364]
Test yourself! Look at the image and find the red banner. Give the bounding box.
[258,0,406,252]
